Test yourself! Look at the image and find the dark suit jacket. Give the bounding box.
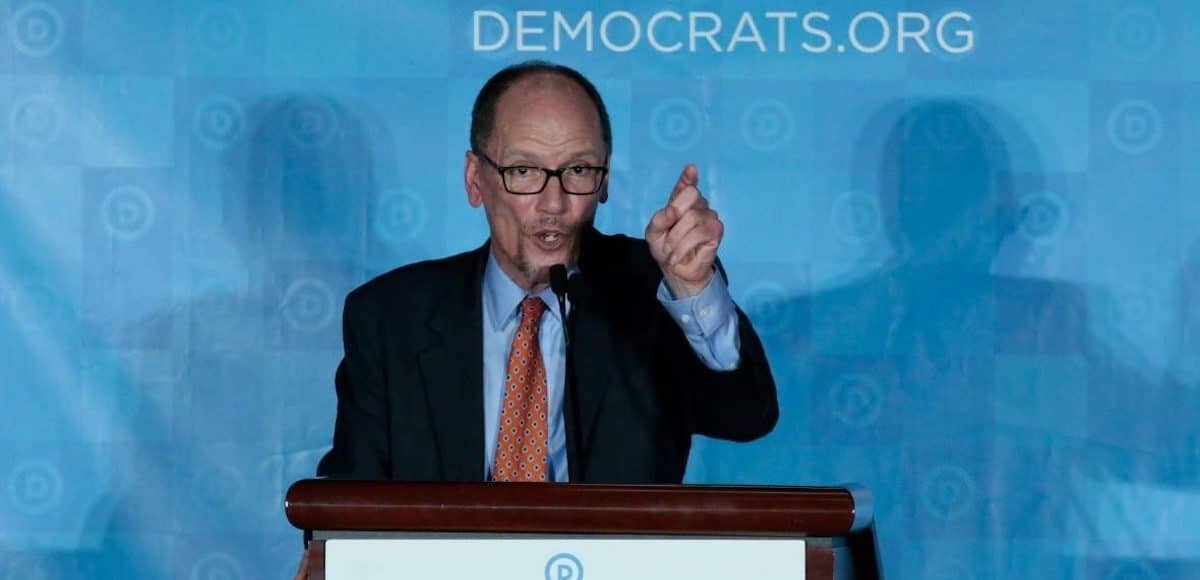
[317,228,778,483]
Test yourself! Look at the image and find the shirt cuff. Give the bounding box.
[657,273,742,371]
[657,274,735,337]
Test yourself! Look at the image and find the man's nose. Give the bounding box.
[535,176,568,214]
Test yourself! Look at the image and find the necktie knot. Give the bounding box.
[519,297,547,328]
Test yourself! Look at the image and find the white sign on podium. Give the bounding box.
[325,537,806,580]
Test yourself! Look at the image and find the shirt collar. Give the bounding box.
[483,249,565,331]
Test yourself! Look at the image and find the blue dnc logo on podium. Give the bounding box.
[545,552,583,580]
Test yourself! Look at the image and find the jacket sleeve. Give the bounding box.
[316,289,390,479]
[657,297,780,443]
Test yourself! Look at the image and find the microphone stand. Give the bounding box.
[550,265,571,349]
[549,265,582,481]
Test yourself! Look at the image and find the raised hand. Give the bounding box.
[645,164,723,298]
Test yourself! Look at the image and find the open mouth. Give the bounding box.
[532,230,567,250]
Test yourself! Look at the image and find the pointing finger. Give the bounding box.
[669,184,707,214]
[669,164,700,201]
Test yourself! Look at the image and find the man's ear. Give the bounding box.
[598,174,609,203]
[465,150,484,207]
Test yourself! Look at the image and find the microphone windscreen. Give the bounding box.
[549,264,568,297]
[566,270,584,303]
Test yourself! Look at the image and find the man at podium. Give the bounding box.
[315,60,778,486]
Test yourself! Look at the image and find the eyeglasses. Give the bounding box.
[474,150,608,195]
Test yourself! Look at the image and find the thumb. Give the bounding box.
[646,205,678,239]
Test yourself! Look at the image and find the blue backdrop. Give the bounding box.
[3,1,1199,578]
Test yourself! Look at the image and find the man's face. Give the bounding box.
[465,74,607,291]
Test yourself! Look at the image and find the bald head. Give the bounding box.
[470,60,612,157]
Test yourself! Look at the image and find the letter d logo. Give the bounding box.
[544,553,583,580]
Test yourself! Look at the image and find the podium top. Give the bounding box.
[286,480,870,538]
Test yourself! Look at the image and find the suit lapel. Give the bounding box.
[567,229,619,480]
[568,290,616,480]
[418,243,488,482]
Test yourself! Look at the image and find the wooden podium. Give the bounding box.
[286,480,880,580]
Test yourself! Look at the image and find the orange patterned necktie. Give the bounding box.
[492,297,550,482]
